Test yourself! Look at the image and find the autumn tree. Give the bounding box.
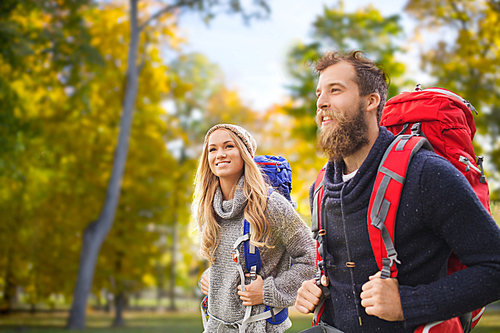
[67,0,270,328]
[0,0,101,313]
[284,1,408,144]
[405,0,500,198]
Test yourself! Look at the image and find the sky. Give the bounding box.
[176,0,412,112]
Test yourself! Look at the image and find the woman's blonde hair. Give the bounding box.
[192,128,272,263]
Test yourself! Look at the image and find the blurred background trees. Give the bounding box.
[284,1,409,144]
[405,0,500,199]
[1,0,499,328]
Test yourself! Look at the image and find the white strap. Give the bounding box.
[312,298,325,325]
[201,302,208,330]
[239,304,253,333]
[235,260,252,333]
[236,261,285,332]
[246,307,285,324]
[248,224,255,254]
[472,307,485,323]
[421,321,444,333]
[233,234,249,249]
[236,260,247,292]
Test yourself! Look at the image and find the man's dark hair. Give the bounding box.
[314,50,390,123]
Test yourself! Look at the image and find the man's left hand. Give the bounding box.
[360,271,404,321]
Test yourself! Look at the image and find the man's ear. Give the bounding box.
[365,93,381,113]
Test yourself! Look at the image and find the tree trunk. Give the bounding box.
[168,212,178,311]
[66,0,140,328]
[112,292,125,327]
[113,251,125,326]
[104,291,111,313]
[0,250,15,314]
[156,272,164,310]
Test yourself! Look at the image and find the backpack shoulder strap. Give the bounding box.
[243,219,261,277]
[242,188,275,277]
[311,164,330,327]
[367,135,432,279]
[311,164,327,235]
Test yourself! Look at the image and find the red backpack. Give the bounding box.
[311,85,490,332]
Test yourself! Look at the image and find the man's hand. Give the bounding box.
[360,271,404,321]
[295,276,328,314]
[200,273,209,296]
[237,274,263,306]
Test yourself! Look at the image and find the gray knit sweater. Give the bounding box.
[204,178,316,333]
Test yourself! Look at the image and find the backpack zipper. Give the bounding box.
[424,88,478,115]
[458,155,486,183]
[257,162,282,172]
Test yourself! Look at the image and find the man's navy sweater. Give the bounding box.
[310,127,500,332]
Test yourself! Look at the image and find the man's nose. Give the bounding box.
[316,94,330,112]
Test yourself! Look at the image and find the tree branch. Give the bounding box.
[449,1,468,31]
[138,0,201,32]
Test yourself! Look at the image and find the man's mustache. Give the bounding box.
[315,109,346,127]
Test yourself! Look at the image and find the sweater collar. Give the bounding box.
[213,176,247,220]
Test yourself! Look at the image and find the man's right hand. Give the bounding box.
[200,273,209,296]
[295,276,329,314]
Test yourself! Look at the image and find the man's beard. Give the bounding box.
[317,101,370,161]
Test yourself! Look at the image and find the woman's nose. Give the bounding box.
[217,150,227,158]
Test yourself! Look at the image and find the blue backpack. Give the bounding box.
[254,155,295,207]
[239,155,295,325]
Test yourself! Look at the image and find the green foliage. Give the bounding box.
[0,0,181,308]
[284,1,409,143]
[405,0,500,198]
[0,0,272,314]
[0,0,102,179]
[265,2,411,217]
[0,0,103,311]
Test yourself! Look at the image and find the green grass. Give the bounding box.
[0,307,499,333]
[0,309,312,333]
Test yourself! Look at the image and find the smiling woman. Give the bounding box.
[191,123,316,333]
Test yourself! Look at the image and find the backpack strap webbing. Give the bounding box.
[367,135,432,279]
[243,220,261,278]
[311,165,329,326]
[230,188,288,331]
[311,166,326,235]
[312,165,328,274]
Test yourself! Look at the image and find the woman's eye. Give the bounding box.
[209,148,216,152]
[226,144,234,149]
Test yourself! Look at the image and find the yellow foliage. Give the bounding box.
[0,0,190,300]
[141,273,157,287]
[258,104,327,218]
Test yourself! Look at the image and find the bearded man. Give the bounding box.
[294,50,500,333]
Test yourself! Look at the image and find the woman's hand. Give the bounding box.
[200,273,209,296]
[237,274,263,306]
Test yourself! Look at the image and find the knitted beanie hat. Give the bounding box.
[204,124,257,158]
